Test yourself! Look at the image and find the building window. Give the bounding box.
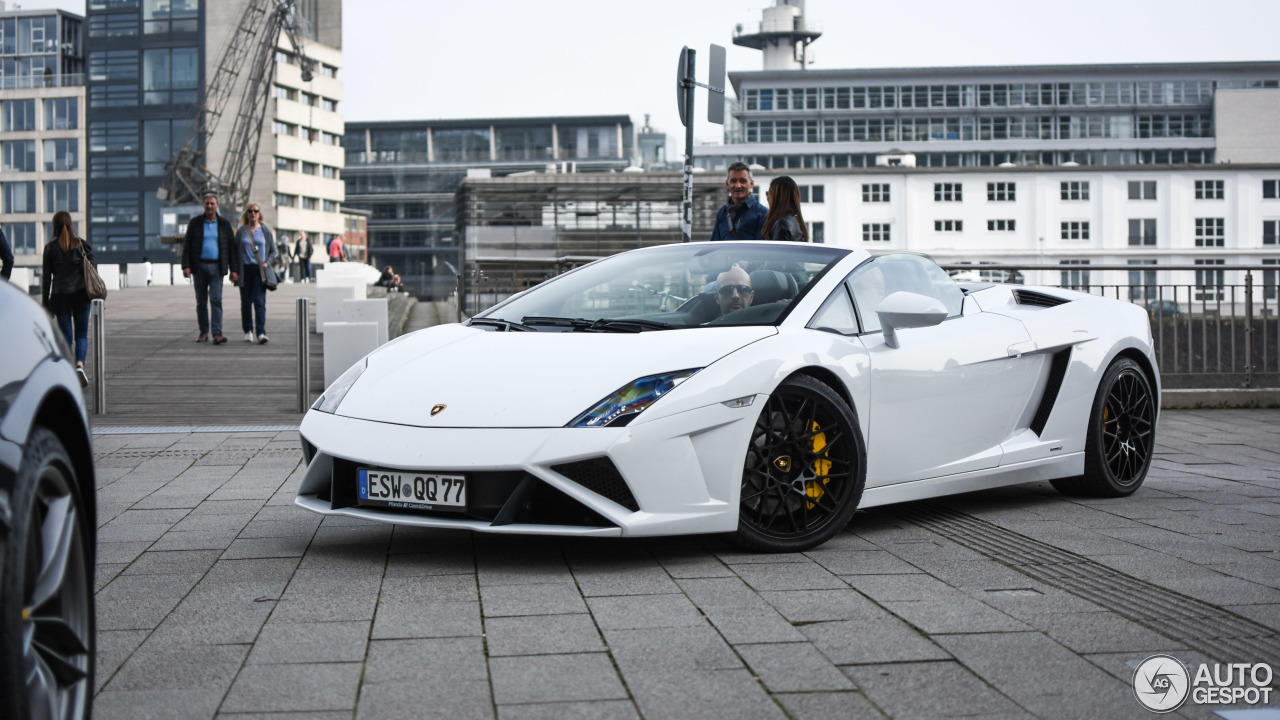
[1265,180,1279,199]
[1060,181,1089,200]
[301,161,318,175]
[1194,179,1224,200]
[324,200,339,213]
[1128,260,1158,302]
[1264,259,1277,301]
[89,120,139,152]
[797,185,824,203]
[272,85,296,101]
[1195,217,1225,247]
[273,121,296,137]
[275,193,297,208]
[143,0,198,34]
[1128,218,1157,246]
[934,220,963,232]
[1061,221,1090,240]
[987,182,1015,201]
[934,183,962,202]
[275,156,296,172]
[142,118,189,176]
[987,219,1015,232]
[43,97,78,130]
[320,64,337,78]
[1264,220,1278,246]
[1195,258,1225,301]
[3,182,37,214]
[88,50,138,83]
[2,99,36,131]
[302,197,318,210]
[862,183,890,202]
[44,180,79,212]
[1060,260,1090,290]
[810,221,824,244]
[43,139,78,171]
[322,166,338,179]
[1128,180,1157,200]
[3,223,38,254]
[142,47,198,104]
[2,140,37,172]
[322,98,338,112]
[862,223,890,242]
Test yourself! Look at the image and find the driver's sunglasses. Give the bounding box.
[717,284,753,298]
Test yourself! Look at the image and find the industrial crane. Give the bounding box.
[157,0,315,218]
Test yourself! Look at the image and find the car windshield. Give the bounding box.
[476,242,849,331]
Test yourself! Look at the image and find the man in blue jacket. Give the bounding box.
[710,162,768,241]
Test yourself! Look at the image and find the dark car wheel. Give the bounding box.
[0,427,94,720]
[733,375,866,552]
[1052,357,1156,498]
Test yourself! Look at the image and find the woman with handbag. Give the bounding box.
[234,202,277,344]
[41,211,95,387]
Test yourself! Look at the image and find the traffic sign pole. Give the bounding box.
[681,47,695,243]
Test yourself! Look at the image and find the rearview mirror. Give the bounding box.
[876,291,948,349]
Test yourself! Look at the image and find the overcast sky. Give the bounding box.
[21,0,1280,150]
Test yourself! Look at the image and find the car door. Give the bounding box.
[847,255,1041,487]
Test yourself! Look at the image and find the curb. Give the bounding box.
[1162,388,1280,409]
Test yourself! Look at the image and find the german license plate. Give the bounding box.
[357,469,466,511]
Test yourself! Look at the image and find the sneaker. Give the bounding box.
[258,334,269,344]
[244,332,256,343]
[75,366,88,388]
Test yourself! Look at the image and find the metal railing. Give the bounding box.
[0,73,85,89]
[90,298,106,414]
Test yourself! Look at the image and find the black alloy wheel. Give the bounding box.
[733,375,865,552]
[0,427,94,720]
[1052,357,1156,497]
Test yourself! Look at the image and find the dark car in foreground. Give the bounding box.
[0,280,96,720]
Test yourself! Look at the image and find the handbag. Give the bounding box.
[249,230,278,291]
[82,248,108,301]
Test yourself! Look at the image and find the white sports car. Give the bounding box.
[297,242,1159,551]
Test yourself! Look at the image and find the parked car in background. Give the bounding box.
[0,281,96,720]
[1145,299,1183,317]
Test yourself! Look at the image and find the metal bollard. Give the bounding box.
[90,298,106,414]
[455,274,463,323]
[296,297,310,412]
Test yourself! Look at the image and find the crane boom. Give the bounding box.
[158,0,316,217]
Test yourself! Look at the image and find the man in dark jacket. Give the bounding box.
[181,193,240,344]
[0,227,13,280]
[709,162,768,241]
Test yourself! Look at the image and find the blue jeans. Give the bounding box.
[192,260,223,335]
[54,295,90,364]
[239,263,267,336]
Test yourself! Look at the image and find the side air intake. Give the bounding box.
[1030,349,1072,436]
[1013,289,1071,308]
[552,458,640,511]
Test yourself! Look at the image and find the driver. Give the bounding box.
[714,265,754,316]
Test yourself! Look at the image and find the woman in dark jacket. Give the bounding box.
[41,210,93,387]
[761,175,809,242]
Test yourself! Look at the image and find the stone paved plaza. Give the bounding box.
[89,410,1280,719]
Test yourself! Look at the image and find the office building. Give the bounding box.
[0,5,84,269]
[342,115,635,296]
[85,0,343,264]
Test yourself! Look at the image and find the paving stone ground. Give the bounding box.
[90,410,1280,719]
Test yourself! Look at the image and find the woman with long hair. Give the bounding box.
[761,175,809,242]
[234,202,277,343]
[41,211,93,386]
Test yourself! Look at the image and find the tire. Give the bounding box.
[0,427,95,720]
[1051,357,1156,498]
[732,375,866,552]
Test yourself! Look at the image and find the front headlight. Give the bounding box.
[313,359,367,414]
[569,369,701,428]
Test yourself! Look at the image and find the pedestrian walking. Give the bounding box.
[181,193,240,345]
[275,234,291,278]
[761,175,809,242]
[295,231,314,282]
[328,235,345,263]
[143,255,154,285]
[709,162,768,241]
[41,211,93,387]
[235,202,277,344]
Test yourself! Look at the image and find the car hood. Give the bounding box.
[334,323,776,428]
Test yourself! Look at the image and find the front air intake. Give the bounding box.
[552,457,640,511]
[1013,289,1071,308]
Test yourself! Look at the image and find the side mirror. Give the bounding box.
[876,291,948,349]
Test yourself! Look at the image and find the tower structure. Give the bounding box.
[732,0,821,71]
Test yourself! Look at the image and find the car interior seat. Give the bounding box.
[749,270,798,305]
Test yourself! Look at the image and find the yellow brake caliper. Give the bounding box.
[806,422,832,509]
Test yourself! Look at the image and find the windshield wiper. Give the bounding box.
[468,317,535,332]
[520,316,671,333]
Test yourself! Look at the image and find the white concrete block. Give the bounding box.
[315,284,357,333]
[323,321,378,386]
[126,263,148,287]
[152,263,172,286]
[7,267,32,289]
[341,298,389,346]
[97,264,121,290]
[172,265,188,285]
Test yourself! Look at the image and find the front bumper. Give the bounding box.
[296,398,762,537]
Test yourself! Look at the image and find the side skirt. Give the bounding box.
[859,452,1084,509]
